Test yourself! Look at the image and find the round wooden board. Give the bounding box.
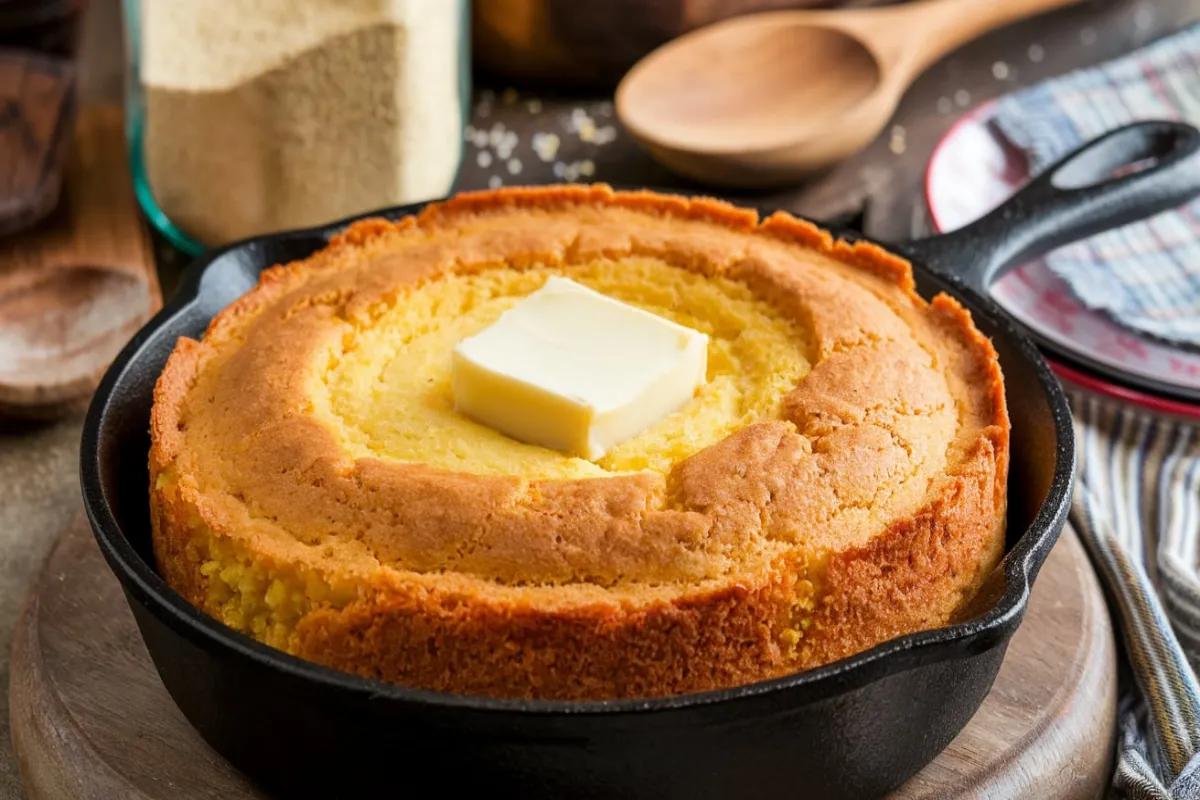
[10,513,1116,799]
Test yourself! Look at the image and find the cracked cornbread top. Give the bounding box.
[149,186,1008,699]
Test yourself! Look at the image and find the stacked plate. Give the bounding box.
[924,100,1200,419]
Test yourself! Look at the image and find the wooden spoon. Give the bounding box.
[616,0,1078,187]
[0,106,159,419]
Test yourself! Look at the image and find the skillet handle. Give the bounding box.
[898,120,1200,293]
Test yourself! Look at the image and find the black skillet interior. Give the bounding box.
[77,121,1200,796]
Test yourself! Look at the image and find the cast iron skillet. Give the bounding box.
[82,120,1200,799]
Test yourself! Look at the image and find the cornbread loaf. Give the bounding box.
[149,185,1009,701]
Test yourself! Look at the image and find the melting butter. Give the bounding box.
[452,276,708,460]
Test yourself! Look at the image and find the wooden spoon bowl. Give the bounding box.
[0,265,151,418]
[0,106,159,420]
[617,0,1078,187]
[622,20,881,152]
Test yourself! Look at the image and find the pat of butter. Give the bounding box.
[452,277,708,460]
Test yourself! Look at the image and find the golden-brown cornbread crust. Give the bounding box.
[149,185,1009,700]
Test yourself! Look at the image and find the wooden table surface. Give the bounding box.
[2,0,1198,797]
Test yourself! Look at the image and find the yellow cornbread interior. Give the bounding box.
[313,258,810,478]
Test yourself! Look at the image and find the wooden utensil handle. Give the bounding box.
[851,0,1079,79]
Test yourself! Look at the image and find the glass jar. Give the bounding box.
[123,0,470,255]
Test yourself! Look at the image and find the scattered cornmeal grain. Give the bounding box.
[532,132,560,162]
[140,0,463,245]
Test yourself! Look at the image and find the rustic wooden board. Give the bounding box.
[9,514,1115,799]
[0,105,159,419]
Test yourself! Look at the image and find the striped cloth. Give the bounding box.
[990,23,1200,350]
[1070,386,1200,799]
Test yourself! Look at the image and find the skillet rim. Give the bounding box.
[80,193,1076,717]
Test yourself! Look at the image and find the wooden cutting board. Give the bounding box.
[9,514,1117,800]
[0,105,160,419]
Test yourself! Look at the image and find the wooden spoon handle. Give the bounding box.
[847,0,1080,80]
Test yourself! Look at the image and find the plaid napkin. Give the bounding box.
[1069,387,1200,800]
[990,23,1200,350]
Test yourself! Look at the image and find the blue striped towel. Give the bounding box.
[1069,387,1200,800]
[991,23,1200,350]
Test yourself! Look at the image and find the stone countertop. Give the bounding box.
[2,0,1198,797]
